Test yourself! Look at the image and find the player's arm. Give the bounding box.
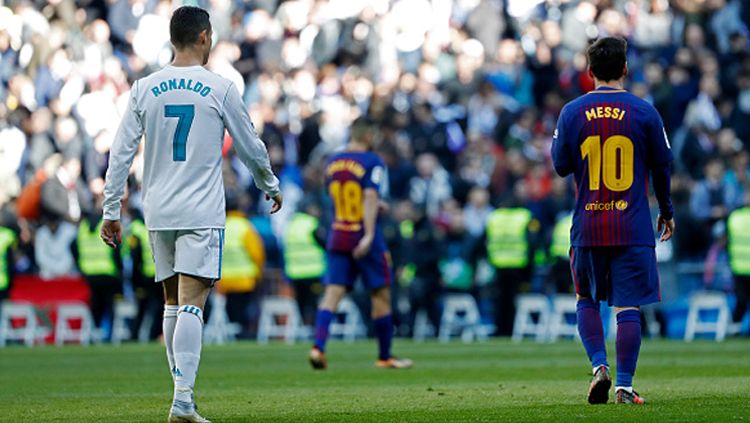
[101,82,144,248]
[353,161,385,259]
[221,82,282,214]
[353,188,379,259]
[551,106,574,177]
[646,110,675,241]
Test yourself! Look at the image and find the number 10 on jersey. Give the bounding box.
[580,135,634,191]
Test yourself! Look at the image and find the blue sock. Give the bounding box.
[576,299,608,369]
[314,309,334,352]
[615,309,641,388]
[373,314,393,360]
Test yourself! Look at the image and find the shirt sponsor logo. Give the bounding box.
[584,200,629,211]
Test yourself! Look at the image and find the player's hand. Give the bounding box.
[100,219,122,248]
[267,192,283,214]
[378,201,390,214]
[657,215,675,242]
[352,235,373,259]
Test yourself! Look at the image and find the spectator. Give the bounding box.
[35,219,77,279]
[2,0,750,338]
[463,186,492,238]
[725,150,750,210]
[403,202,444,336]
[409,153,452,218]
[690,157,732,253]
[40,157,90,223]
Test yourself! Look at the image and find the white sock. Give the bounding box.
[163,305,179,380]
[616,386,633,393]
[173,305,204,403]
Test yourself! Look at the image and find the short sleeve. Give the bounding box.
[551,104,574,177]
[363,155,385,191]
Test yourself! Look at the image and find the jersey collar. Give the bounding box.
[589,86,627,94]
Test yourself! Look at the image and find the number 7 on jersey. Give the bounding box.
[164,104,195,161]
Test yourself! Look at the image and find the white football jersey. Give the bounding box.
[103,65,280,230]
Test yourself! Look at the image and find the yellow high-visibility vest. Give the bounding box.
[221,215,259,280]
[284,213,326,280]
[129,219,155,278]
[78,220,118,277]
[728,207,750,275]
[0,226,15,291]
[550,213,573,259]
[486,208,532,269]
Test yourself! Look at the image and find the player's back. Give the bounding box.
[134,65,233,230]
[552,87,672,247]
[324,150,385,253]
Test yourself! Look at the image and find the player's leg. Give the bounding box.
[613,305,643,404]
[310,251,351,369]
[571,247,610,404]
[162,275,179,379]
[611,246,659,405]
[170,274,212,422]
[312,284,346,353]
[169,229,222,422]
[173,275,211,400]
[371,287,393,360]
[150,230,180,380]
[364,251,411,369]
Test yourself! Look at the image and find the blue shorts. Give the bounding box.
[570,246,660,307]
[324,249,392,290]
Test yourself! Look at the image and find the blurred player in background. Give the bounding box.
[309,118,412,370]
[100,6,282,422]
[552,37,675,405]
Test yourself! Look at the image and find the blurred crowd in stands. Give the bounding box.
[1,0,749,339]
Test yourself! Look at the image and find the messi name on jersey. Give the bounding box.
[150,78,212,98]
[584,105,626,121]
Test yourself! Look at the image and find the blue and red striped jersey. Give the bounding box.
[551,87,673,247]
[324,151,387,253]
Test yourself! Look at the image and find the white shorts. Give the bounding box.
[148,229,225,283]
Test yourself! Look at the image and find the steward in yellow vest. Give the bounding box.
[484,206,536,336]
[283,207,327,325]
[76,215,122,330]
[127,218,155,280]
[126,215,161,340]
[217,202,266,338]
[548,213,574,293]
[77,218,120,278]
[218,211,264,294]
[486,207,533,270]
[727,207,750,327]
[284,212,326,281]
[0,226,17,300]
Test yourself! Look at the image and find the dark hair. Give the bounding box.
[350,117,375,143]
[586,37,628,82]
[170,6,211,49]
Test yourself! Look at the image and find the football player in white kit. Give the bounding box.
[100,6,282,422]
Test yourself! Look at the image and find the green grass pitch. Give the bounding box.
[1,339,748,422]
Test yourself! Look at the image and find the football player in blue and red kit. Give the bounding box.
[552,37,675,405]
[309,118,412,370]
